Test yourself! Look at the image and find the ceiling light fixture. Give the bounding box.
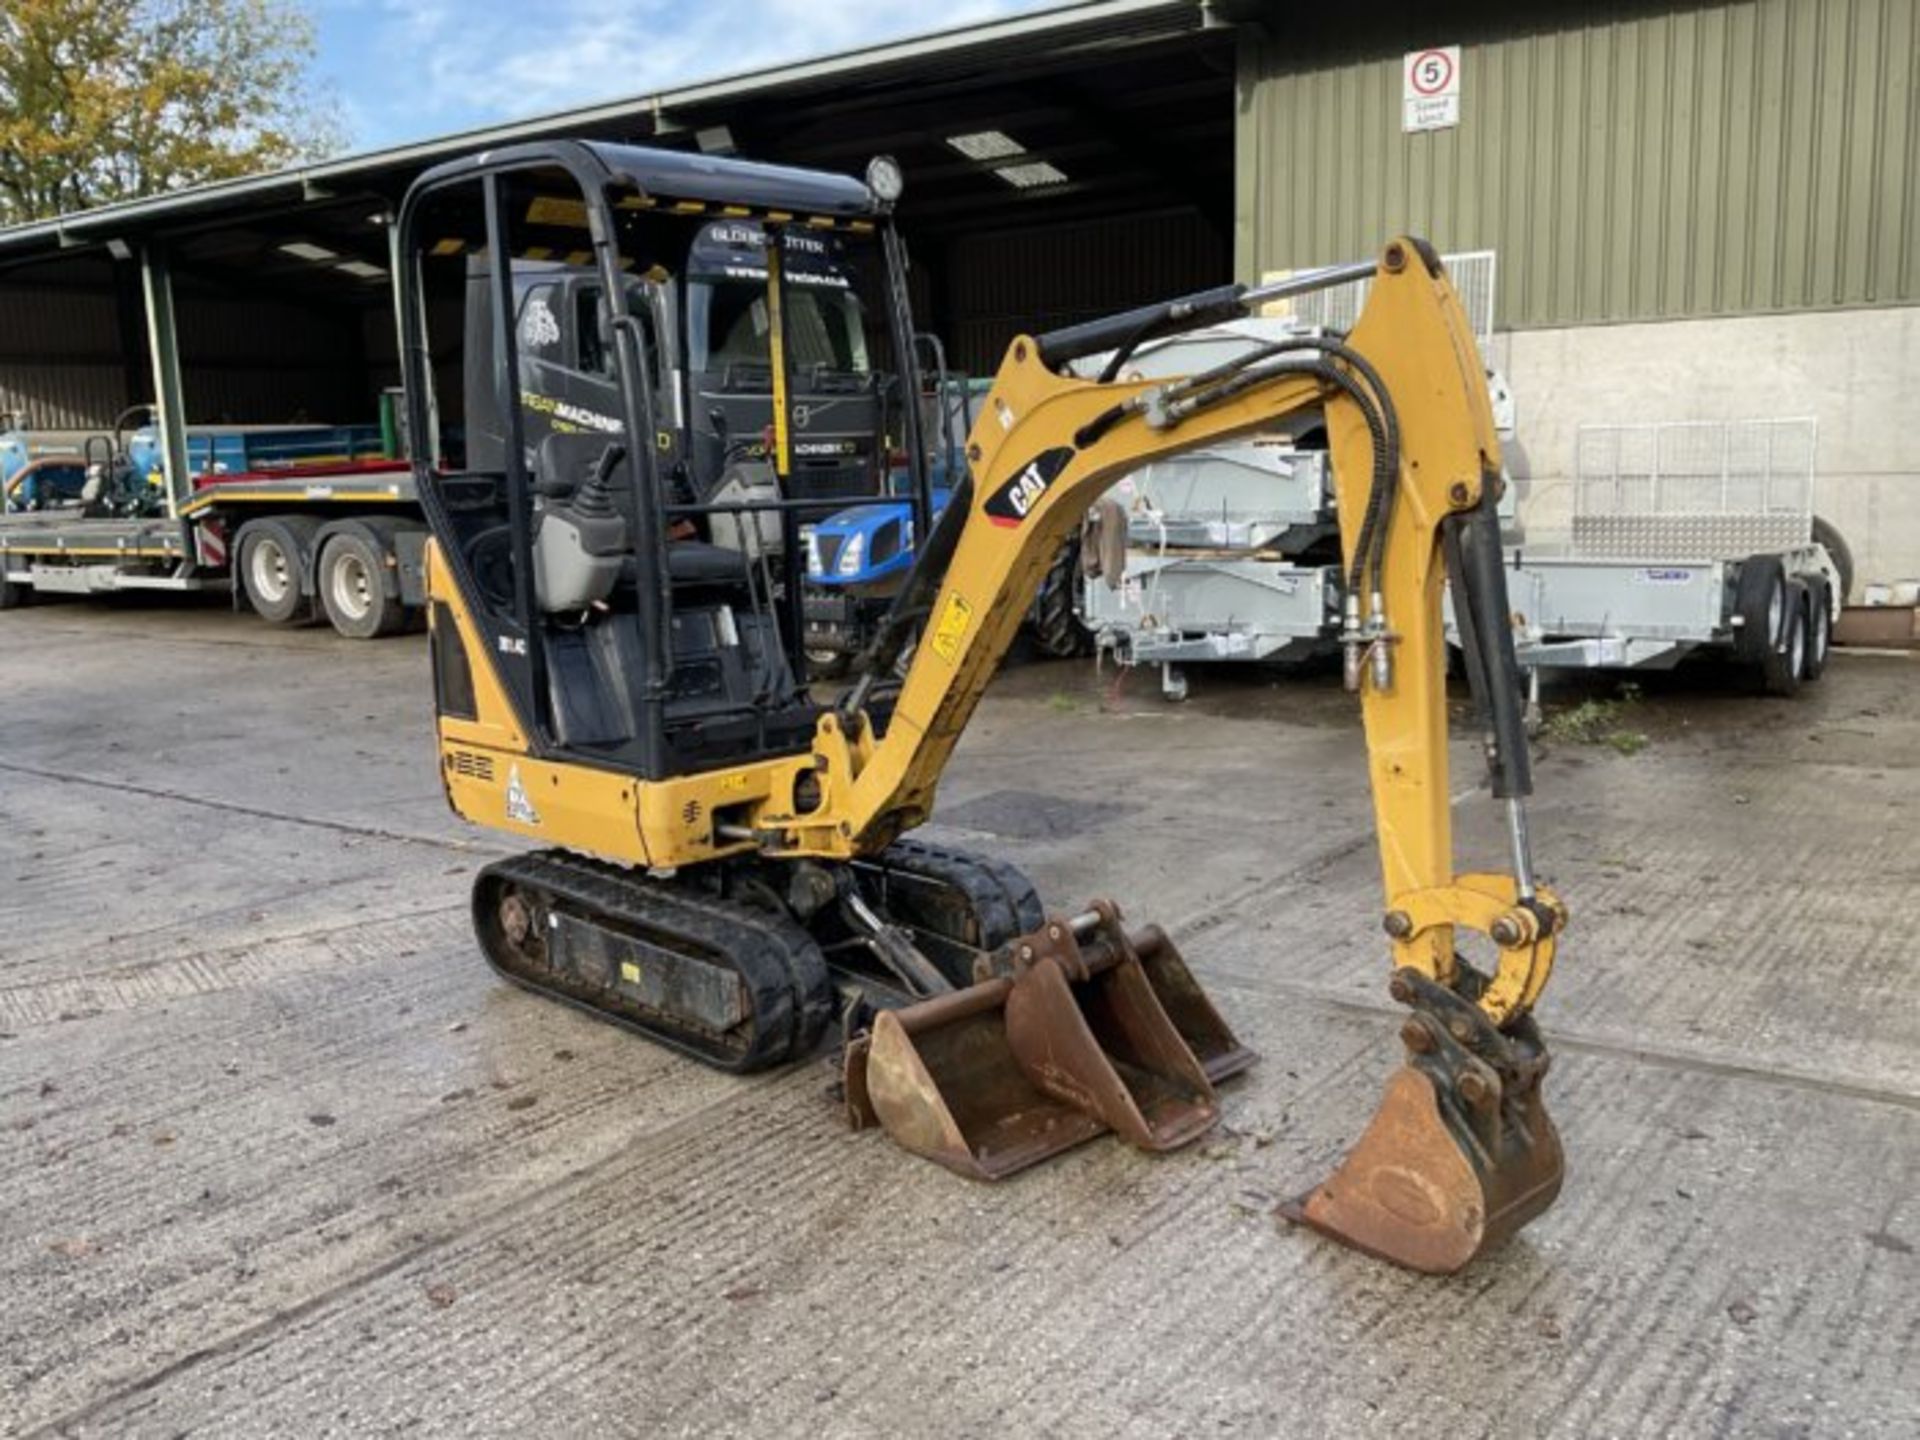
[945,130,1026,162]
[994,160,1069,190]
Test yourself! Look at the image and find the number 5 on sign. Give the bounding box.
[1403,46,1461,133]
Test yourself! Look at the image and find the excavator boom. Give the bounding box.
[818,241,1566,1269]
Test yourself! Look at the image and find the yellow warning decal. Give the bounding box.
[931,593,973,664]
[620,961,642,984]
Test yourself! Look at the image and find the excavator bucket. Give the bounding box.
[846,903,1254,1179]
[1279,968,1563,1274]
[1130,924,1258,1086]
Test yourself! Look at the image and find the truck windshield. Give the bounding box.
[689,278,871,378]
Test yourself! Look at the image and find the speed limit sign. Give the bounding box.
[1403,46,1461,132]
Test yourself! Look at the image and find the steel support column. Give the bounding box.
[139,244,190,518]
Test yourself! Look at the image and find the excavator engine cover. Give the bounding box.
[846,902,1255,1179]
[1280,967,1563,1273]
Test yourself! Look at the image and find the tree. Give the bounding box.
[0,0,342,225]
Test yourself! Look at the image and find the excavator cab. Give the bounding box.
[399,142,1567,1275]
[400,143,934,783]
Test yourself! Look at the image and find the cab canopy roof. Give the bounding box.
[410,141,884,228]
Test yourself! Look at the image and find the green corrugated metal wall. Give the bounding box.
[1235,0,1919,328]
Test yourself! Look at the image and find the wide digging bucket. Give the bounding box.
[846,904,1254,1180]
[1280,967,1563,1274]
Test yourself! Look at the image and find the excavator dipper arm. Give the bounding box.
[807,240,1566,1272]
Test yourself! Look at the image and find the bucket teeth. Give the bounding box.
[1279,966,1563,1274]
[845,903,1255,1180]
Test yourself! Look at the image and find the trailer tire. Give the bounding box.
[318,530,406,639]
[1801,578,1831,681]
[1760,582,1806,697]
[1812,515,1853,603]
[0,571,31,610]
[239,517,320,626]
[1026,536,1094,659]
[1732,555,1788,666]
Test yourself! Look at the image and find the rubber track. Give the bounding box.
[856,838,1046,983]
[473,850,835,1074]
[890,838,1045,938]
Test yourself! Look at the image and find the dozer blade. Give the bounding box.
[847,902,1254,1180]
[1280,967,1563,1274]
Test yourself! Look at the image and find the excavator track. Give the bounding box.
[851,838,1045,984]
[473,850,836,1073]
[472,842,1044,1074]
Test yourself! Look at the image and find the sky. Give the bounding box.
[309,0,1057,153]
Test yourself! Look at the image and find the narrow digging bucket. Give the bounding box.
[1131,924,1258,1086]
[847,906,1246,1179]
[1280,970,1563,1274]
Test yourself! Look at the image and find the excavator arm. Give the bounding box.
[779,239,1559,1023]
[819,241,1566,1272]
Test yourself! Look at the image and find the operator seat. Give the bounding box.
[524,432,814,772]
[531,431,749,592]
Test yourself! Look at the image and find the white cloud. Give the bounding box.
[334,0,1047,147]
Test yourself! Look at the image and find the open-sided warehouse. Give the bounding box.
[4,0,1916,596]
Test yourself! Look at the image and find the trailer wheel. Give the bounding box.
[1026,536,1094,658]
[1732,555,1787,666]
[318,530,406,639]
[239,518,319,626]
[1801,578,1831,681]
[1760,582,1806,697]
[0,571,31,610]
[1811,515,1853,603]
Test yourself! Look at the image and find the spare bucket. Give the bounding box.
[846,903,1255,1180]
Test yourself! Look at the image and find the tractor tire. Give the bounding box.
[1732,555,1788,666]
[1812,515,1854,603]
[318,530,407,639]
[1801,578,1832,681]
[238,517,320,626]
[1760,582,1807,697]
[805,648,852,680]
[1025,536,1094,659]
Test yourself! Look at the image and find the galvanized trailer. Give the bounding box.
[1071,261,1513,700]
[1067,316,1345,697]
[1077,435,1342,699]
[1486,419,1847,705]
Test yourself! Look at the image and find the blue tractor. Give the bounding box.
[800,342,1091,674]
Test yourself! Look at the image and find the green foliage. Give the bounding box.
[0,0,343,224]
[1542,684,1649,755]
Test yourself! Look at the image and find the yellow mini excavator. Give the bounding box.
[395,141,1566,1274]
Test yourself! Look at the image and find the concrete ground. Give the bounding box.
[1,596,1915,1439]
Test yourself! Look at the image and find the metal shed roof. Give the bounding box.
[0,0,1211,263]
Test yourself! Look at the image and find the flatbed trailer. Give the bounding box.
[0,460,430,639]
[1483,420,1848,705]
